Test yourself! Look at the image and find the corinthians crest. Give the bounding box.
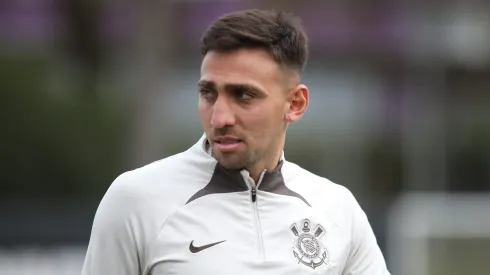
[290,219,329,269]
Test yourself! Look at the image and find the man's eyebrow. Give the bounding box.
[197,80,216,89]
[198,81,265,94]
[224,83,264,94]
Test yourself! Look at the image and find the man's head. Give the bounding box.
[198,9,310,176]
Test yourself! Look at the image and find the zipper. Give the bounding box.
[243,170,266,259]
[251,185,264,258]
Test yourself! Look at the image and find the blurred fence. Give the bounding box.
[387,193,490,275]
[0,246,85,275]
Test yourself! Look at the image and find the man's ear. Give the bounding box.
[285,84,309,123]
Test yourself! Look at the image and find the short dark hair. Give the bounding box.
[200,9,309,72]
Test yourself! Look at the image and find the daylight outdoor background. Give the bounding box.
[1,0,489,274]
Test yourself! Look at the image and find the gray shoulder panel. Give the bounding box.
[258,161,311,207]
[186,164,248,204]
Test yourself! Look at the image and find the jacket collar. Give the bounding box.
[186,133,310,206]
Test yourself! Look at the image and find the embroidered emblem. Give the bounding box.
[290,219,329,269]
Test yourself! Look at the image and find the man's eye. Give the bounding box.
[200,89,215,98]
[237,91,253,100]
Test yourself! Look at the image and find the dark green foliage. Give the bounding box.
[0,55,126,197]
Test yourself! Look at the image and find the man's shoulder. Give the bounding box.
[105,149,214,209]
[283,160,352,197]
[120,151,190,183]
[88,150,213,266]
[282,160,359,214]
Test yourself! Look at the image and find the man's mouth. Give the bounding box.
[213,136,243,151]
[215,140,242,144]
[213,135,242,143]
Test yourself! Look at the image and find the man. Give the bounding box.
[82,9,390,275]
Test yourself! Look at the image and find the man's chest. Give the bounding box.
[146,192,351,275]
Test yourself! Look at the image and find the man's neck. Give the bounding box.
[247,150,283,184]
[203,137,284,183]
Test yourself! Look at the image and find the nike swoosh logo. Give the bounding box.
[189,240,226,253]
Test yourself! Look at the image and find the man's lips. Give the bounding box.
[213,136,242,143]
[212,136,243,152]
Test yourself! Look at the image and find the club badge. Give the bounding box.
[290,219,329,269]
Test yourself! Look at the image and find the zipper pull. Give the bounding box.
[251,187,257,202]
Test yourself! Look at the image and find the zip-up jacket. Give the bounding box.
[82,134,391,275]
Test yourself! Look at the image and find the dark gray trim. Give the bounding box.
[258,161,311,207]
[186,159,311,207]
[186,163,248,204]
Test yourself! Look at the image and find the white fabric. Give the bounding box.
[81,134,390,275]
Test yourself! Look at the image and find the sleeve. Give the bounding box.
[342,190,391,275]
[81,173,143,275]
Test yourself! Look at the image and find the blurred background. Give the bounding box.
[1,0,489,274]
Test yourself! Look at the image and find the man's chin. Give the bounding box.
[213,154,246,170]
[219,163,245,171]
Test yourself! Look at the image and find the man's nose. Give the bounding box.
[210,96,235,128]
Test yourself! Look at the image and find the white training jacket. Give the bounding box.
[82,134,391,275]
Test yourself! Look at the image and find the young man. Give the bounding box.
[82,9,391,275]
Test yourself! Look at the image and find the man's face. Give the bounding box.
[198,48,290,170]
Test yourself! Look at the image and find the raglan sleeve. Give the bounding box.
[342,189,391,275]
[81,173,143,275]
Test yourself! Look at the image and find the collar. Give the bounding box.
[186,133,310,206]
